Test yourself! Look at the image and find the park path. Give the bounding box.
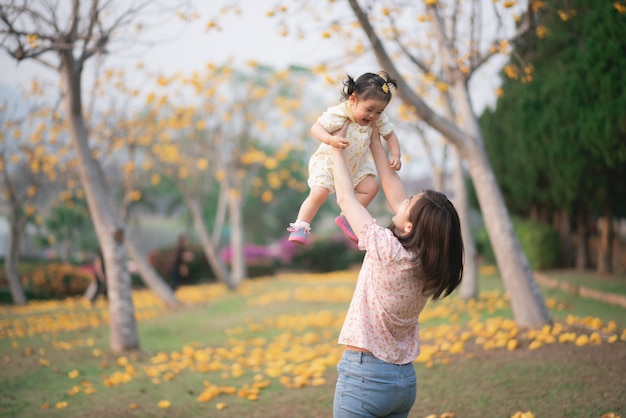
[534,271,626,309]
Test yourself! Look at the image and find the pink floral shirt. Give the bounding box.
[338,219,428,364]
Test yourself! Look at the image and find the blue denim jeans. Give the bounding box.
[333,350,417,418]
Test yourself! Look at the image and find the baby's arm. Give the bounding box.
[383,130,402,171]
[311,121,349,149]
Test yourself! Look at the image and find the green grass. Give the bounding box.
[0,270,625,418]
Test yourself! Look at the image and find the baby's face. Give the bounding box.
[350,97,387,126]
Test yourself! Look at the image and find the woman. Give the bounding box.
[331,124,464,417]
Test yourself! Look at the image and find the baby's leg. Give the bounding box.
[354,175,379,208]
[296,186,330,223]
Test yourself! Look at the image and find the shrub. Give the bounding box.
[515,218,560,270]
[21,263,92,300]
[475,217,560,270]
[291,234,362,272]
[149,246,215,286]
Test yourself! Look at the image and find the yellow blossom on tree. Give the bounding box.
[129,190,142,202]
[261,190,273,203]
[535,25,549,39]
[26,34,39,47]
[196,158,209,170]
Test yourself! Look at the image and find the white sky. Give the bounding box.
[0,2,365,90]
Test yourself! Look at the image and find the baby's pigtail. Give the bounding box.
[341,74,357,101]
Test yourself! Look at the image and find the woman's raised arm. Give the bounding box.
[369,125,407,214]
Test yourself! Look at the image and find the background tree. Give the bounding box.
[0,0,194,351]
[480,0,626,274]
[263,0,557,326]
[88,73,181,307]
[139,63,319,288]
[0,95,71,305]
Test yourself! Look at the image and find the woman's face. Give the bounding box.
[350,95,387,126]
[392,193,422,235]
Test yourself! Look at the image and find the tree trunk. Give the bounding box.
[597,206,614,275]
[61,55,139,352]
[556,209,573,268]
[125,238,182,308]
[575,209,589,270]
[347,0,552,328]
[228,188,246,286]
[465,144,552,326]
[5,219,26,305]
[453,150,478,300]
[185,195,235,289]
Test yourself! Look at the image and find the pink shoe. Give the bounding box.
[287,224,309,245]
[335,214,358,242]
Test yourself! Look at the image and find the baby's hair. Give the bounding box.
[340,71,398,105]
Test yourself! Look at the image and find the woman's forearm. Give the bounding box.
[370,129,407,212]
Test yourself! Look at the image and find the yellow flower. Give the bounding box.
[157,400,171,409]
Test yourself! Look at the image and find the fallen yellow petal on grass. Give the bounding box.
[41,403,49,410]
[216,402,227,410]
[157,400,171,408]
[511,411,535,418]
[575,335,589,346]
[55,401,68,409]
[68,369,80,378]
[128,403,139,410]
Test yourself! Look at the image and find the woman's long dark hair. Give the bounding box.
[396,190,464,300]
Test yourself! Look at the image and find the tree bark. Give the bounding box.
[347,0,552,327]
[228,188,246,286]
[597,206,614,275]
[5,219,26,305]
[185,194,235,289]
[453,150,478,300]
[60,54,139,352]
[555,209,573,267]
[125,238,182,308]
[575,209,589,270]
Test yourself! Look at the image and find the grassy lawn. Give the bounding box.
[0,269,625,418]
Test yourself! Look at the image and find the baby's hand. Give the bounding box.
[328,119,351,149]
[389,155,401,171]
[329,136,350,149]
